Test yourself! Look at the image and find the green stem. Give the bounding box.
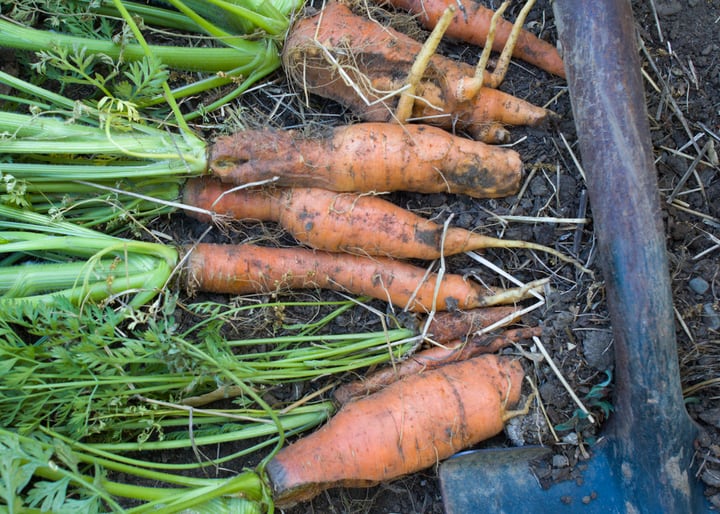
[169,339,289,472]
[86,406,331,452]
[3,427,267,507]
[55,412,324,470]
[0,19,270,73]
[0,111,206,164]
[110,0,192,135]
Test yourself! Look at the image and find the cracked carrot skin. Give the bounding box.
[265,354,525,507]
[282,2,553,142]
[183,177,526,260]
[385,0,566,78]
[209,122,523,198]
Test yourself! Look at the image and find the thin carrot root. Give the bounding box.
[208,122,523,198]
[282,2,554,143]
[483,0,538,90]
[334,325,541,404]
[503,390,537,422]
[456,0,541,100]
[395,5,456,123]
[266,354,525,507]
[477,1,510,80]
[183,177,587,272]
[183,243,541,312]
[457,0,510,102]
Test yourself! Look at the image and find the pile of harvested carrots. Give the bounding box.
[180,0,566,506]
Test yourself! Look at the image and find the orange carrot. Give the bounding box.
[423,305,522,342]
[383,0,565,78]
[282,2,553,142]
[209,122,523,198]
[265,354,525,507]
[184,243,544,312]
[333,326,541,404]
[183,176,579,266]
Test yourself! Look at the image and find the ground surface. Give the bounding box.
[4,0,720,512]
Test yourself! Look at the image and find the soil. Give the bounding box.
[4,0,720,512]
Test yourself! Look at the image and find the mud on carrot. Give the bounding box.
[209,122,523,198]
[183,177,583,269]
[282,2,554,142]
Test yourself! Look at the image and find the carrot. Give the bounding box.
[282,2,554,142]
[209,122,523,198]
[183,176,582,267]
[265,353,525,507]
[184,243,546,312]
[333,325,541,404]
[422,305,523,342]
[382,0,566,78]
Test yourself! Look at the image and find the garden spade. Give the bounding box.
[440,0,710,511]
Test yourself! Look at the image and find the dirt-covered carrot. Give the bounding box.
[265,354,525,507]
[382,0,565,78]
[184,243,545,312]
[209,122,523,198]
[422,305,523,342]
[183,177,580,267]
[282,2,553,142]
[333,325,541,404]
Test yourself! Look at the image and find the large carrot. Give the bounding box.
[265,353,525,507]
[282,2,553,142]
[209,122,523,198]
[333,325,541,403]
[184,243,546,312]
[382,0,565,78]
[183,176,581,267]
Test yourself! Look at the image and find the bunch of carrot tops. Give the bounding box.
[0,0,572,511]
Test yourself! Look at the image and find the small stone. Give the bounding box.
[582,330,614,371]
[688,0,700,6]
[457,213,474,228]
[530,179,549,197]
[702,469,720,488]
[562,432,579,445]
[552,454,569,468]
[710,494,720,510]
[698,408,720,429]
[689,277,710,295]
[703,303,720,330]
[656,1,682,16]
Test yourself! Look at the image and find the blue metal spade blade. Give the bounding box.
[440,0,710,512]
